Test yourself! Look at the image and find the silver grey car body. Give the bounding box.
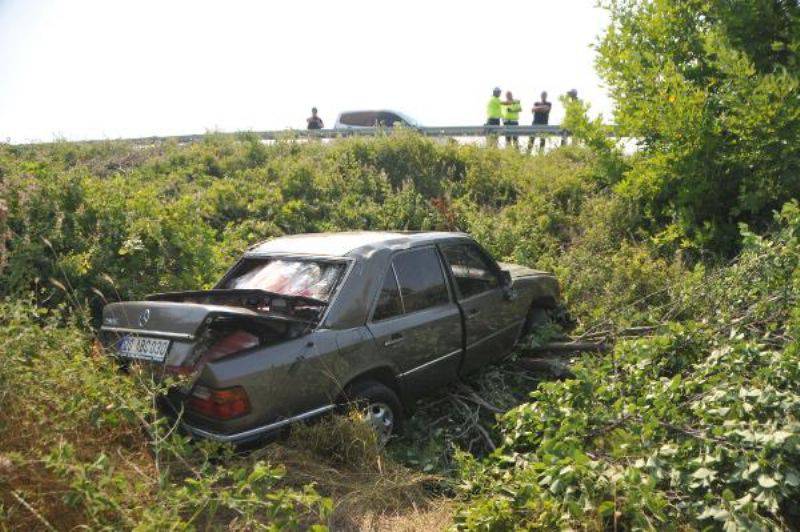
[101,231,559,443]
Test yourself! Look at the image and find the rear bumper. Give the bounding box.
[180,404,336,444]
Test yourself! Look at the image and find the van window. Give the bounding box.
[378,112,403,127]
[441,244,500,298]
[392,248,449,313]
[372,266,403,321]
[340,112,377,127]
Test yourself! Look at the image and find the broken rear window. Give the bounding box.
[224,259,346,301]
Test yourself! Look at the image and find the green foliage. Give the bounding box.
[0,133,666,325]
[2,104,799,529]
[561,96,627,187]
[0,299,331,529]
[453,205,800,529]
[597,0,800,254]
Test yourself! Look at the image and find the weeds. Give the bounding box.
[0,300,331,529]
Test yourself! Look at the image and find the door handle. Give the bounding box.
[466,308,480,320]
[384,333,404,347]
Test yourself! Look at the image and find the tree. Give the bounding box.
[597,0,800,254]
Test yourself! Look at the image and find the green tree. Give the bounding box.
[597,0,800,254]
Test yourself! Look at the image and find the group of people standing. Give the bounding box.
[486,87,576,151]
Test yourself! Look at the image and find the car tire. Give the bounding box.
[341,380,404,443]
[519,305,550,341]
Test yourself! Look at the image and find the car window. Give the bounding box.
[224,259,345,301]
[378,112,403,127]
[340,112,377,127]
[441,244,500,298]
[392,247,450,313]
[372,266,403,321]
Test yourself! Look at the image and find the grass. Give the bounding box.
[0,326,562,531]
[264,415,451,530]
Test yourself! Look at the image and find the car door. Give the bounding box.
[440,242,521,375]
[366,247,463,397]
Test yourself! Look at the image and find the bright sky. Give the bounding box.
[0,0,612,143]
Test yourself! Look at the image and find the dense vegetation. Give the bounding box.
[2,0,799,529]
[595,0,800,255]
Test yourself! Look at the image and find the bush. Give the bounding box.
[596,0,800,254]
[0,299,331,529]
[1,134,651,328]
[453,204,800,529]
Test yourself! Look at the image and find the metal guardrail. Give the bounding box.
[108,124,568,146]
[418,125,565,138]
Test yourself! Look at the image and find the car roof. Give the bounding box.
[246,231,471,259]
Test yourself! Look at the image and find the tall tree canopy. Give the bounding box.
[597,0,800,253]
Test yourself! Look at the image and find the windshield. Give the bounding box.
[224,259,345,301]
[396,112,420,127]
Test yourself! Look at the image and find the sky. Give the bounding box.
[0,0,613,143]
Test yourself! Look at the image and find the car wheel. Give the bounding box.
[342,380,404,444]
[519,306,550,341]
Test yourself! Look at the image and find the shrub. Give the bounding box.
[596,0,800,254]
[0,299,331,529]
[1,134,642,328]
[453,203,800,529]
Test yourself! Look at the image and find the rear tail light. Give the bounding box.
[187,385,251,419]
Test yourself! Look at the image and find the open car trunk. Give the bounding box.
[101,290,322,373]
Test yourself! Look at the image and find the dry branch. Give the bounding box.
[527,341,609,355]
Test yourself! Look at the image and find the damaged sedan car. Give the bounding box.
[101,231,560,443]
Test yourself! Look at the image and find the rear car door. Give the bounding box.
[366,247,463,397]
[440,242,522,375]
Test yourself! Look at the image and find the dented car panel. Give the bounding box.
[101,231,560,443]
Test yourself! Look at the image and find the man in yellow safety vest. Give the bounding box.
[486,87,503,147]
[502,90,522,148]
[486,87,503,125]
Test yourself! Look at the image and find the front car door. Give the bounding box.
[366,246,463,398]
[440,242,522,375]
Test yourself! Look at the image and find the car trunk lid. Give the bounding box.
[101,300,270,340]
[101,298,313,374]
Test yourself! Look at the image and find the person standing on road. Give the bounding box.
[306,107,324,130]
[528,91,552,153]
[502,90,522,148]
[486,87,503,147]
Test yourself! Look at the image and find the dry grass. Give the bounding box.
[355,500,454,532]
[0,395,157,530]
[0,411,452,531]
[255,413,453,531]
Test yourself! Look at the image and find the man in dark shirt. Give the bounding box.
[306,107,324,130]
[528,91,552,153]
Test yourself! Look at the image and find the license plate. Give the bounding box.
[118,335,171,362]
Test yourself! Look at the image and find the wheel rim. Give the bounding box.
[363,401,394,443]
